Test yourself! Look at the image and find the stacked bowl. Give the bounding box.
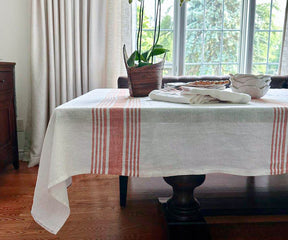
[230,74,271,99]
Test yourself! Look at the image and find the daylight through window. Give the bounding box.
[135,0,286,76]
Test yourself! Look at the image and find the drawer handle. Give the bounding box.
[0,80,5,83]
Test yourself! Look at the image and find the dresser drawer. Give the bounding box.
[0,72,13,91]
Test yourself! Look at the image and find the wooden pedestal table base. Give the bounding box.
[162,175,211,240]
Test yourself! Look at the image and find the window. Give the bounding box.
[135,0,286,76]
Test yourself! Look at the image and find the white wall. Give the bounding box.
[0,0,31,153]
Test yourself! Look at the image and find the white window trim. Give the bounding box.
[241,0,256,73]
[173,1,187,75]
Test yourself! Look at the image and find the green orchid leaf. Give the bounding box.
[138,62,152,67]
[141,50,150,61]
[153,44,164,49]
[134,51,146,62]
[127,51,137,67]
[150,48,169,57]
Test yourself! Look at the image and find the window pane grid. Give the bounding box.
[134,0,285,76]
[184,0,242,75]
[141,29,173,31]
[186,29,241,31]
[265,0,273,73]
[219,0,225,75]
[252,0,284,74]
[186,62,238,65]
[254,29,282,33]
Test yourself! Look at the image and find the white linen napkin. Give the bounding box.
[149,87,251,104]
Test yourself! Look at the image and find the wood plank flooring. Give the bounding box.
[1,162,288,239]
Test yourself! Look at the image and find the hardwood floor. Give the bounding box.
[1,162,288,239]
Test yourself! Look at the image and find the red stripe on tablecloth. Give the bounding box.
[91,108,95,173]
[94,108,99,173]
[107,90,130,175]
[137,99,141,177]
[97,108,103,173]
[102,108,108,174]
[133,103,138,177]
[270,108,277,175]
[130,107,135,176]
[277,108,284,174]
[91,89,142,176]
[91,90,119,174]
[127,100,133,176]
[273,108,280,174]
[124,98,140,177]
[281,108,288,174]
[125,107,130,176]
[97,91,119,174]
[108,108,124,174]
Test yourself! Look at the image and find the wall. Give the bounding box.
[0,0,31,157]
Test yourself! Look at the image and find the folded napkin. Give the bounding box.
[149,87,251,104]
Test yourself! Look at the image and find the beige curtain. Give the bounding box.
[29,0,132,167]
[279,1,288,75]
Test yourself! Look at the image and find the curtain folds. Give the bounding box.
[279,1,288,75]
[29,0,132,167]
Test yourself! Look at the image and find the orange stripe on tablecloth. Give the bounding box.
[281,108,288,174]
[277,108,284,174]
[107,91,130,175]
[270,108,277,175]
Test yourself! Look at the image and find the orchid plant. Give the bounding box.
[127,0,189,68]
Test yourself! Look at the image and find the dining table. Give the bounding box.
[31,88,288,235]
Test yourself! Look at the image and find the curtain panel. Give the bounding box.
[279,1,288,75]
[29,0,132,167]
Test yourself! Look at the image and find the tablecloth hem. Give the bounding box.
[135,168,281,178]
[31,211,60,235]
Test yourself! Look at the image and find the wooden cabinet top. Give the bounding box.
[0,62,16,72]
[0,62,16,66]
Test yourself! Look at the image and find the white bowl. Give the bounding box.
[231,85,270,99]
[230,74,271,86]
[229,74,271,98]
[231,79,271,89]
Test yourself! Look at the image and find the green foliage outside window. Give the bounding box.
[137,0,285,75]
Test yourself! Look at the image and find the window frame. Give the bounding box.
[172,0,283,76]
[133,0,285,76]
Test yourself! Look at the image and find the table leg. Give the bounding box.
[162,175,210,240]
[119,176,128,208]
[163,175,206,221]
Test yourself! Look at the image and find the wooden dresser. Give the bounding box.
[0,62,19,171]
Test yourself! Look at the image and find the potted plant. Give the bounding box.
[124,0,188,97]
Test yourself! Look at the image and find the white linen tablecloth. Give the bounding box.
[31,88,288,234]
